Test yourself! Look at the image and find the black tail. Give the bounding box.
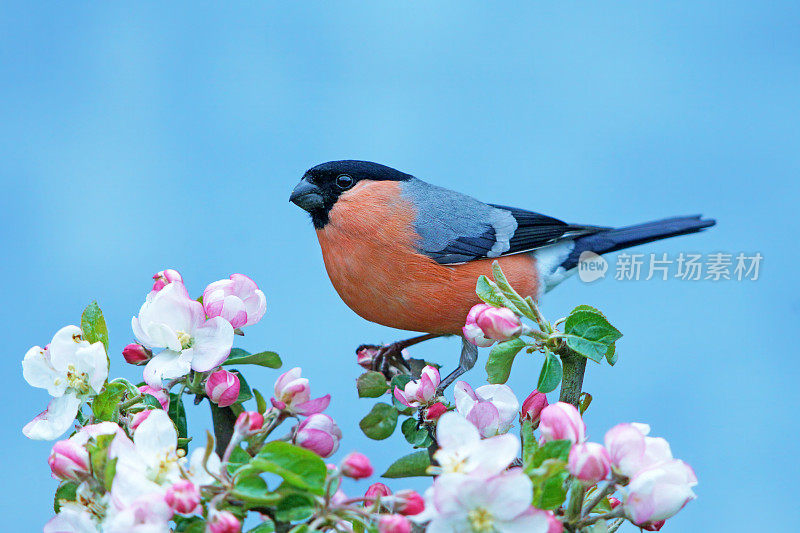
[561,215,716,270]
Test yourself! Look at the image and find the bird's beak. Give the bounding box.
[290,178,324,212]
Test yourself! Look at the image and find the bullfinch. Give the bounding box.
[290,160,715,386]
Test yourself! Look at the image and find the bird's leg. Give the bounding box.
[438,337,478,392]
[359,333,443,378]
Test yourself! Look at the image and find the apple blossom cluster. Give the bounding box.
[22,270,426,532]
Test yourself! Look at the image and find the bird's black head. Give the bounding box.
[290,160,413,229]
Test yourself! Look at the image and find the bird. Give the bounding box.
[290,160,715,388]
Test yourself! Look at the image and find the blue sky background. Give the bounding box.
[2,2,798,530]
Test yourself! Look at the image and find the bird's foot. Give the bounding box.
[357,342,411,380]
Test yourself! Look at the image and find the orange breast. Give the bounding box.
[315,180,540,335]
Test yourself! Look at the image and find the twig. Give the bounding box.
[559,350,587,408]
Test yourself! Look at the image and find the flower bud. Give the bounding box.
[294,414,342,458]
[624,460,697,525]
[138,385,170,410]
[462,304,496,347]
[48,439,90,481]
[365,483,392,505]
[378,514,411,533]
[475,306,523,341]
[357,345,380,370]
[272,367,330,415]
[205,370,240,408]
[394,489,425,516]
[234,411,264,436]
[568,442,611,483]
[425,402,447,421]
[203,273,267,328]
[539,402,586,444]
[608,496,622,509]
[129,409,153,430]
[207,509,241,533]
[393,365,440,408]
[122,343,151,365]
[165,479,200,514]
[520,389,548,425]
[151,269,182,293]
[340,452,373,479]
[642,521,666,531]
[604,423,674,478]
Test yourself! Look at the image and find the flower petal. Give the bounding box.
[22,345,65,396]
[143,350,192,389]
[294,394,331,415]
[190,316,234,372]
[436,412,480,450]
[23,394,82,440]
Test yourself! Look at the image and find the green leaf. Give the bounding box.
[275,493,316,522]
[485,338,527,384]
[536,349,562,393]
[491,261,534,319]
[224,348,282,368]
[174,516,206,532]
[141,394,163,410]
[103,457,117,491]
[53,481,78,513]
[382,450,432,478]
[168,393,188,450]
[248,520,276,533]
[288,526,310,533]
[475,276,519,313]
[92,382,128,422]
[531,440,572,468]
[606,343,618,366]
[535,469,569,510]
[232,474,281,506]
[87,434,116,487]
[254,388,268,414]
[357,372,389,398]
[232,370,253,405]
[563,309,622,363]
[390,375,414,415]
[401,417,431,447]
[226,445,252,476]
[521,419,538,469]
[359,403,398,440]
[81,301,110,354]
[252,441,327,495]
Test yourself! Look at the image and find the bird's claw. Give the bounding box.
[357,342,410,380]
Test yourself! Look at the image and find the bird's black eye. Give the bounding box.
[335,174,355,190]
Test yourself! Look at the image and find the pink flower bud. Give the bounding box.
[205,370,240,407]
[604,423,674,478]
[165,479,200,514]
[624,460,697,525]
[475,306,523,341]
[357,346,380,370]
[425,402,447,421]
[271,367,330,415]
[378,514,411,533]
[365,483,392,505]
[393,366,440,408]
[207,509,241,533]
[48,439,90,481]
[642,521,666,531]
[341,452,373,479]
[129,409,153,430]
[294,414,342,458]
[122,343,151,365]
[234,411,264,436]
[151,269,183,293]
[394,490,425,516]
[608,496,622,509]
[203,273,267,328]
[138,385,170,410]
[568,442,611,483]
[462,304,496,347]
[539,402,586,444]
[521,389,548,425]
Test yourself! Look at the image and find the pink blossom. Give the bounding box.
[205,370,240,407]
[294,414,342,458]
[454,381,519,437]
[129,409,153,430]
[341,452,373,479]
[122,343,151,365]
[539,402,586,444]
[641,520,666,531]
[138,385,170,411]
[271,367,330,415]
[234,411,265,436]
[604,423,674,478]
[393,365,440,408]
[151,269,183,294]
[207,509,241,533]
[462,304,496,347]
[165,479,200,514]
[394,490,425,516]
[357,346,379,370]
[544,510,564,533]
[425,402,447,421]
[475,306,523,341]
[520,389,549,425]
[203,273,267,328]
[378,514,411,533]
[433,412,519,478]
[48,438,90,481]
[365,483,392,505]
[568,442,611,483]
[624,459,698,525]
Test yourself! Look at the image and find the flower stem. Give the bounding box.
[119,393,143,411]
[559,350,587,408]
